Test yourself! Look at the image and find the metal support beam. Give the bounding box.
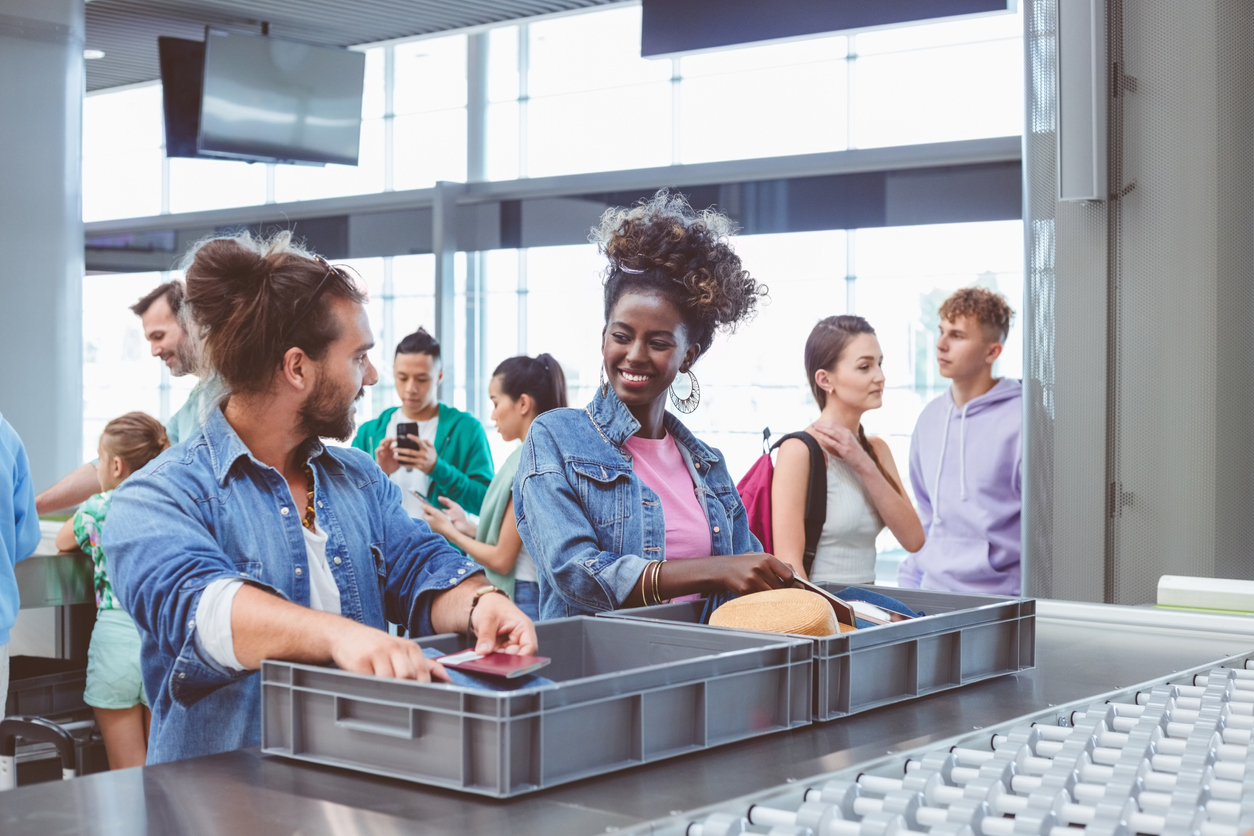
[432,180,461,404]
[466,32,488,184]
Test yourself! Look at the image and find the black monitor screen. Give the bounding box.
[157,37,206,159]
[198,31,365,166]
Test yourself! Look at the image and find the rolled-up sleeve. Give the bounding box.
[514,423,649,614]
[103,468,284,706]
[373,469,485,636]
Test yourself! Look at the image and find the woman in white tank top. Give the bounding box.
[771,316,926,583]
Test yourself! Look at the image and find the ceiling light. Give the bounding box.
[84,49,105,60]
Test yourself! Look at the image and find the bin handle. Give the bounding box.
[334,717,416,739]
[0,716,78,790]
[333,698,415,740]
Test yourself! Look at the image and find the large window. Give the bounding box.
[82,4,1023,220]
[81,5,1026,586]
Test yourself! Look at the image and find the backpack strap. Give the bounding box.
[770,431,828,576]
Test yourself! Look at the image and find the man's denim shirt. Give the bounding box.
[513,387,761,619]
[103,407,483,764]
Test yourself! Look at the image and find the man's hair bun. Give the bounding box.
[182,230,365,395]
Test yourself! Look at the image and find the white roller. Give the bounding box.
[1158,574,1254,612]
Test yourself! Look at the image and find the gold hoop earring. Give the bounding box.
[669,370,701,414]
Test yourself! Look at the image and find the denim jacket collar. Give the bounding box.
[203,405,334,487]
[586,386,719,469]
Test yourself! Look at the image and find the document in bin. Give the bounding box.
[438,650,552,679]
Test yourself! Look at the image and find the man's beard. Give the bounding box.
[297,375,364,443]
[170,339,199,377]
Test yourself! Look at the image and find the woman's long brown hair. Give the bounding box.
[803,315,904,496]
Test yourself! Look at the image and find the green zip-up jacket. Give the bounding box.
[351,404,494,515]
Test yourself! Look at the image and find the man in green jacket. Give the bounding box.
[352,328,494,516]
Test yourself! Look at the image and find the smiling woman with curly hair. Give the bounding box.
[513,189,794,619]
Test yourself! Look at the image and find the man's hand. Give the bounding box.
[470,591,539,656]
[328,619,450,682]
[375,437,401,476]
[413,439,438,475]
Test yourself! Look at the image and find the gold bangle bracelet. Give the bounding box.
[653,559,665,606]
[643,560,658,606]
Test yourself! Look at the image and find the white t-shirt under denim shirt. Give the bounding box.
[197,524,339,671]
[385,413,438,517]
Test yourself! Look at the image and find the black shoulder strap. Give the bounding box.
[770,431,828,575]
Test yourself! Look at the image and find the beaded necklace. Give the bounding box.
[301,464,317,532]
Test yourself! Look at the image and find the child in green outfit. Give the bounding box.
[56,412,169,769]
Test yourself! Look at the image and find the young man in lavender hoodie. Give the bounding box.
[898,288,1022,595]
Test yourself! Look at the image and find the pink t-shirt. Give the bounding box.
[623,433,713,603]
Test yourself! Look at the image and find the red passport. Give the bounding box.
[438,650,552,679]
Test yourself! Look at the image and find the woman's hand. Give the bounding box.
[809,421,875,477]
[438,497,477,537]
[717,553,796,596]
[420,503,456,538]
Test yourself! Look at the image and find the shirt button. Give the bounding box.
[317,500,323,508]
[280,507,290,516]
[713,526,721,534]
[187,619,195,629]
[295,567,303,576]
[457,568,466,575]
[178,672,186,680]
[333,556,342,565]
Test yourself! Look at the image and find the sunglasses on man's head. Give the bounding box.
[280,256,339,346]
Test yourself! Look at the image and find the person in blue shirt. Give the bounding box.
[104,231,537,764]
[0,413,40,713]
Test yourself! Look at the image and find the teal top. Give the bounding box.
[351,404,494,515]
[475,446,523,598]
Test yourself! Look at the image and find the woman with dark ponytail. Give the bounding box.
[421,354,567,619]
[772,316,925,583]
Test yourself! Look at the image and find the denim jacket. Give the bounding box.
[513,387,761,619]
[103,407,483,764]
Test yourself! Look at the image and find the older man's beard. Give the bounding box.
[297,375,364,442]
[170,337,199,377]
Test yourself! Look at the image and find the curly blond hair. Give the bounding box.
[591,190,767,357]
[938,286,1015,343]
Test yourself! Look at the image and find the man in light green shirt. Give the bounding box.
[36,282,209,514]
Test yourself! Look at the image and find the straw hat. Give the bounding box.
[709,588,856,636]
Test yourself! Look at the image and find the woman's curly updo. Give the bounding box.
[591,190,767,358]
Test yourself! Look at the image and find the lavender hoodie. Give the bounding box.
[897,378,1022,595]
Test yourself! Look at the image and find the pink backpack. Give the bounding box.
[736,429,827,574]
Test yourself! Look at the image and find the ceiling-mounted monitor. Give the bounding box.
[198,30,365,166]
[157,37,207,159]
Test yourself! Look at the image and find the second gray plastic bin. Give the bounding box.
[261,615,812,797]
[602,585,1035,721]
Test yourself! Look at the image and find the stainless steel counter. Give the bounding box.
[3,601,1253,836]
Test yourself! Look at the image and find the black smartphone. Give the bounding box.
[396,421,419,451]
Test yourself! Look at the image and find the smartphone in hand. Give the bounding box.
[396,421,419,450]
[408,488,436,509]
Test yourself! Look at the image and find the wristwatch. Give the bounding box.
[467,584,509,638]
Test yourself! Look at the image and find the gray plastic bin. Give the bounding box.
[601,585,1035,721]
[260,615,812,797]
